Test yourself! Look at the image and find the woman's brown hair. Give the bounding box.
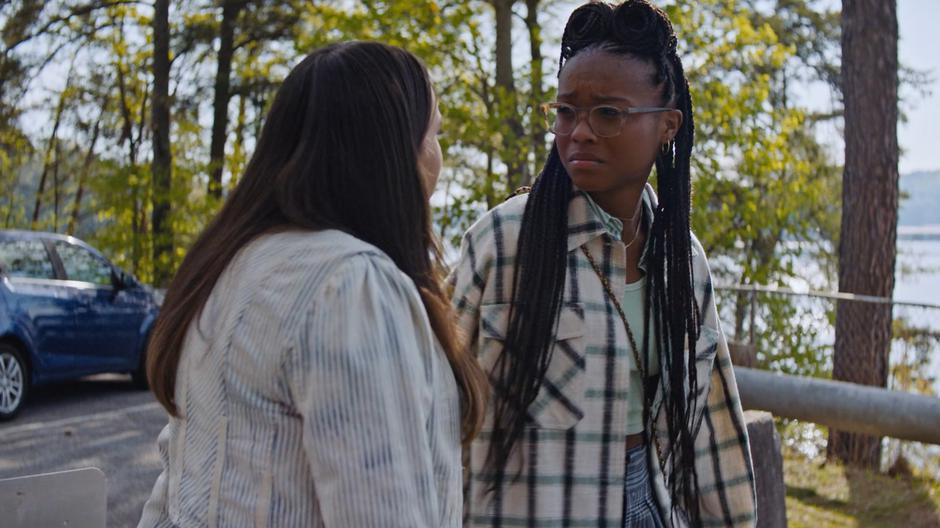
[147,41,486,445]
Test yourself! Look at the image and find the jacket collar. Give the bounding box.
[566,183,697,263]
[565,189,610,253]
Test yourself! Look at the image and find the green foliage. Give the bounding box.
[659,0,843,374]
[293,1,541,246]
[891,317,940,396]
[1,1,847,376]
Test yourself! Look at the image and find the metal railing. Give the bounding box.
[716,283,940,311]
[713,283,940,384]
[736,367,940,445]
[714,283,940,466]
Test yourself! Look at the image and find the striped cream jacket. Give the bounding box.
[450,186,757,527]
[139,230,463,527]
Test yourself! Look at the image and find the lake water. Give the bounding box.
[713,237,940,376]
[895,238,940,309]
[895,238,940,393]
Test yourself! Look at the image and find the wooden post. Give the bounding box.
[745,411,787,528]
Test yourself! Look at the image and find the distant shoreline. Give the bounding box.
[898,224,940,240]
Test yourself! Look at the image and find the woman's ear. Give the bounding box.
[660,109,683,144]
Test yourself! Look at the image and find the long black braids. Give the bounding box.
[648,42,703,525]
[485,146,571,483]
[485,1,703,523]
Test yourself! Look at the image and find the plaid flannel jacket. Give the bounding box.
[450,186,757,527]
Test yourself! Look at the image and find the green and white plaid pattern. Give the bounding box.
[450,186,757,527]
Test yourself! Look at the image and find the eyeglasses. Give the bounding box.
[540,102,673,138]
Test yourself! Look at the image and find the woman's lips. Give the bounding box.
[570,160,601,169]
[569,154,603,169]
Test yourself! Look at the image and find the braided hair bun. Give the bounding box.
[560,1,678,70]
[612,1,677,57]
[559,3,612,64]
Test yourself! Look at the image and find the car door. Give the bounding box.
[51,240,145,372]
[0,238,79,378]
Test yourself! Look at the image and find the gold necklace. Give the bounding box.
[613,199,644,249]
[615,201,643,225]
[621,215,643,250]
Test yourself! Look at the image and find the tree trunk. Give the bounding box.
[68,110,103,235]
[208,0,244,198]
[136,86,150,278]
[230,93,247,187]
[733,288,749,342]
[253,90,265,141]
[486,149,495,209]
[493,0,514,93]
[151,0,173,287]
[31,86,68,228]
[827,0,899,470]
[490,0,525,189]
[525,0,545,183]
[132,186,140,275]
[52,142,60,231]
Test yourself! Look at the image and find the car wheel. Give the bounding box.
[0,344,28,420]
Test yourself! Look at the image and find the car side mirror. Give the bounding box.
[110,268,127,291]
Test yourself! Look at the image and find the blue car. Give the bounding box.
[0,230,160,420]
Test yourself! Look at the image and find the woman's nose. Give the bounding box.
[570,112,597,142]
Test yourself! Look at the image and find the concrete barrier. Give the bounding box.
[0,467,106,528]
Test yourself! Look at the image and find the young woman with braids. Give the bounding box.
[451,2,756,526]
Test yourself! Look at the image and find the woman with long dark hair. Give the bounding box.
[138,41,486,527]
[451,2,756,526]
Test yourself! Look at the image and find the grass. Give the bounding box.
[784,449,940,527]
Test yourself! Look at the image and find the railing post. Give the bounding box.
[745,411,787,528]
[748,287,757,346]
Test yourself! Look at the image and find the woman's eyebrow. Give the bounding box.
[556,92,632,103]
[592,94,632,103]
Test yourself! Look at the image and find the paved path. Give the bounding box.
[0,374,167,527]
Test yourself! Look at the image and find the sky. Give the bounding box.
[896,0,939,174]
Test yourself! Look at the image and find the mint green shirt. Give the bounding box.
[583,193,660,435]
